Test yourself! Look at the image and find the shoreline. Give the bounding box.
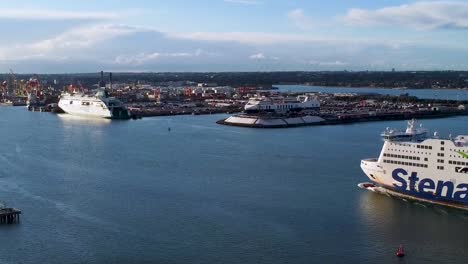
[281,84,468,91]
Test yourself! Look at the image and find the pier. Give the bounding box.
[0,208,21,224]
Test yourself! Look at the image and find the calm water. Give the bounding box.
[0,107,467,264]
[278,85,468,101]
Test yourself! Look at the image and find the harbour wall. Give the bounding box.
[217,110,468,128]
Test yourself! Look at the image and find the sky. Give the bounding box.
[1,0,468,73]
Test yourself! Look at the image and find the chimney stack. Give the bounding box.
[99,71,105,88]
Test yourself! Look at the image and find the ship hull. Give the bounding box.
[361,159,468,210]
[58,97,130,119]
[58,101,113,118]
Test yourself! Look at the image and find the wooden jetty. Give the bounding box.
[0,208,21,224]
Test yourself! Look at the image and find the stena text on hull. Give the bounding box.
[360,119,468,210]
[58,88,130,120]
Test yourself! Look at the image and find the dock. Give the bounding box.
[218,109,468,128]
[0,208,21,224]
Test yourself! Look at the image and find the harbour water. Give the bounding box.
[278,85,468,101]
[0,107,467,264]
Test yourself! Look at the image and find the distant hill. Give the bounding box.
[1,71,468,89]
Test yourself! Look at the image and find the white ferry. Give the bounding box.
[361,119,468,210]
[244,95,320,113]
[58,89,130,119]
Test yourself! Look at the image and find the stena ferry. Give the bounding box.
[360,119,468,210]
[58,88,130,119]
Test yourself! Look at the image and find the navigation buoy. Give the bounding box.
[396,245,405,257]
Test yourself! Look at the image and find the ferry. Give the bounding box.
[244,94,320,113]
[58,89,130,119]
[360,119,468,210]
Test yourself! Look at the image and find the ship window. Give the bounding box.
[424,158,428,161]
[441,147,444,151]
[70,101,73,104]
[441,141,445,145]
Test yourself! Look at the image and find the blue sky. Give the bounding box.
[0,0,468,73]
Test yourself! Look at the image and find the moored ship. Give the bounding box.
[58,89,130,119]
[360,119,468,209]
[244,94,320,113]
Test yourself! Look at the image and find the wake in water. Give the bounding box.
[0,179,109,227]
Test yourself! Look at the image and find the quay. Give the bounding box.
[0,207,21,224]
[217,109,468,128]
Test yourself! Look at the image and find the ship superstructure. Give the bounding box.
[361,119,468,209]
[244,94,320,113]
[58,89,130,119]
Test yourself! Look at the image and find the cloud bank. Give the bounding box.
[343,1,468,30]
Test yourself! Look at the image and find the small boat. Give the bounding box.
[396,245,405,257]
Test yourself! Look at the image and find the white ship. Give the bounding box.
[360,119,468,209]
[244,95,320,113]
[58,89,130,119]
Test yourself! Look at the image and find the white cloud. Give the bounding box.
[0,24,146,60]
[224,0,260,5]
[115,49,217,65]
[115,52,189,65]
[0,9,121,20]
[249,53,280,61]
[249,53,265,59]
[309,60,348,66]
[29,24,143,54]
[343,1,468,30]
[287,9,313,30]
[167,31,409,48]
